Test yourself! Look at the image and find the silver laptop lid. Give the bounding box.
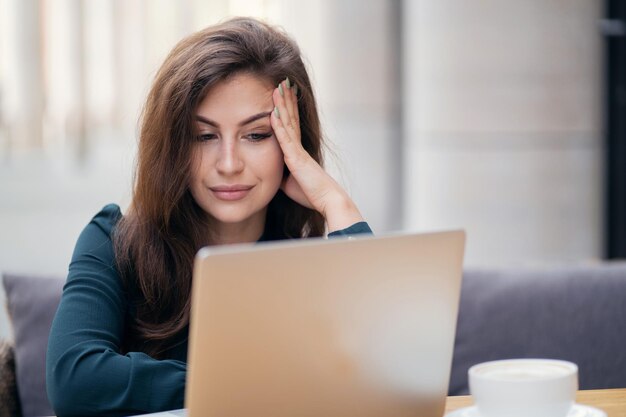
[187,230,465,417]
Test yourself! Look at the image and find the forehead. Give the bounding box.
[197,73,274,121]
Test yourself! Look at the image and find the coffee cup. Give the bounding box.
[468,359,578,417]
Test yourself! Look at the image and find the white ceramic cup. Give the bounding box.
[468,359,578,417]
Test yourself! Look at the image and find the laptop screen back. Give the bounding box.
[186,230,465,417]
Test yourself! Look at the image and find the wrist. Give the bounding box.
[323,194,364,233]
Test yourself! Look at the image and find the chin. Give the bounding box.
[210,213,249,224]
[208,206,260,224]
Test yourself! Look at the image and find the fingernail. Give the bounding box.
[274,106,280,118]
[278,83,284,97]
[286,77,291,89]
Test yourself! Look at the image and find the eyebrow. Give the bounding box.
[195,111,272,128]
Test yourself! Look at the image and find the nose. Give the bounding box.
[215,138,244,175]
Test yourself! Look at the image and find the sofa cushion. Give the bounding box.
[3,273,64,417]
[449,262,626,395]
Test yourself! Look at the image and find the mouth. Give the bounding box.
[209,184,254,201]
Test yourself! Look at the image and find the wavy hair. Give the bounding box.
[114,17,325,358]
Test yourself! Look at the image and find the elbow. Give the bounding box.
[47,352,100,417]
[47,360,77,417]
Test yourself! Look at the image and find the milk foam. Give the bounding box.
[478,363,572,381]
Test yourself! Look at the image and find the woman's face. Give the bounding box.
[190,72,284,236]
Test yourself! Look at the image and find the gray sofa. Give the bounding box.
[2,263,626,416]
[450,263,626,394]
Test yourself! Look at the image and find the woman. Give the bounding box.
[46,17,371,417]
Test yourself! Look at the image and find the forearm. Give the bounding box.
[47,345,186,417]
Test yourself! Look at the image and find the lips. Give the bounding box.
[209,184,254,201]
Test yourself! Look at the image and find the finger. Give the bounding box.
[275,80,298,135]
[272,87,298,142]
[270,102,300,155]
[271,111,312,174]
[291,82,300,126]
[281,78,297,127]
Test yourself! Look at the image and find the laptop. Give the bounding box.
[136,230,465,417]
[184,229,466,417]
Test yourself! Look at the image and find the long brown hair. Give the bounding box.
[114,17,325,358]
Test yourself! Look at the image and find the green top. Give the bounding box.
[46,204,372,417]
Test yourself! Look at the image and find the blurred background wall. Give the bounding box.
[0,0,617,336]
[404,1,604,265]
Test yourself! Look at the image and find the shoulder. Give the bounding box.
[91,203,123,235]
[70,204,123,268]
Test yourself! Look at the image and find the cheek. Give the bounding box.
[244,140,284,186]
[261,141,285,183]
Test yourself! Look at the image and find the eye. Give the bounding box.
[196,133,217,142]
[245,132,273,142]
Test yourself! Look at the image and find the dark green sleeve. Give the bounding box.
[327,221,373,237]
[46,205,186,417]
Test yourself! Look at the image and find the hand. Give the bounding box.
[270,78,364,232]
